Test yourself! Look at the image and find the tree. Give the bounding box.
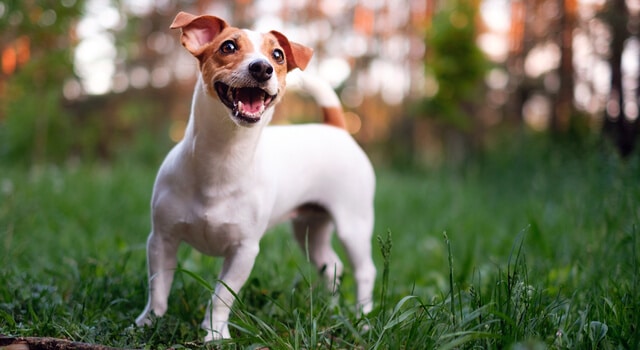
[409,0,488,164]
[419,0,487,131]
[602,0,639,156]
[0,1,85,164]
[552,0,577,132]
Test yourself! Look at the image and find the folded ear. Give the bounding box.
[170,11,228,56]
[269,30,314,71]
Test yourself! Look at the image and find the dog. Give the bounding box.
[134,11,376,342]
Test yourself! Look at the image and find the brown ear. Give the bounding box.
[170,11,228,56]
[269,30,314,71]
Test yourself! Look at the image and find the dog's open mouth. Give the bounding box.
[215,82,275,124]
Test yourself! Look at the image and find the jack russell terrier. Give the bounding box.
[134,11,376,341]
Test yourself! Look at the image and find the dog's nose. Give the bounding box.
[249,60,273,82]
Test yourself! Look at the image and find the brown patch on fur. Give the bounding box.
[268,31,314,72]
[170,12,314,105]
[322,106,347,129]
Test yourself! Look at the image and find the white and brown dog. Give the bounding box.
[135,11,376,341]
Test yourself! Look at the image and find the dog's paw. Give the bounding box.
[203,323,231,342]
[203,329,230,342]
[203,332,216,343]
[135,312,153,327]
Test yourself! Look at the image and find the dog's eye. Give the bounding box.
[272,49,285,63]
[220,40,237,54]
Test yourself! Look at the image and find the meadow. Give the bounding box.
[1,136,638,349]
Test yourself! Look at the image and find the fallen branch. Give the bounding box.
[0,336,122,350]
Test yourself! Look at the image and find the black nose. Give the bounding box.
[249,60,273,82]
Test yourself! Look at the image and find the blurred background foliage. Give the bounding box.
[0,0,639,168]
[0,0,84,164]
[419,1,488,130]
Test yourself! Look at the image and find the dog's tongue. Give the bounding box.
[236,88,265,114]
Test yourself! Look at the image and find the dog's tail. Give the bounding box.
[291,71,347,129]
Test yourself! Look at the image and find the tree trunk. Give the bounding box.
[552,0,576,132]
[603,0,636,156]
[505,0,528,125]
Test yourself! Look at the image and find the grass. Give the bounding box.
[1,136,639,349]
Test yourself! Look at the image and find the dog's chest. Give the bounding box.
[160,188,267,256]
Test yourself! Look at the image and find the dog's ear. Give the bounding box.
[269,31,314,72]
[170,11,228,56]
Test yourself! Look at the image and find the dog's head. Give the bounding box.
[170,11,313,126]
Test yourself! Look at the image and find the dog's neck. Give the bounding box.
[181,76,273,183]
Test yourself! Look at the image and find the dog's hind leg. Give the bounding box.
[136,231,179,326]
[332,209,376,315]
[292,207,344,293]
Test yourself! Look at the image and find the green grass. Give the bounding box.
[1,137,639,349]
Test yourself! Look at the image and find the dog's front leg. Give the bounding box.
[136,231,179,326]
[202,242,260,341]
